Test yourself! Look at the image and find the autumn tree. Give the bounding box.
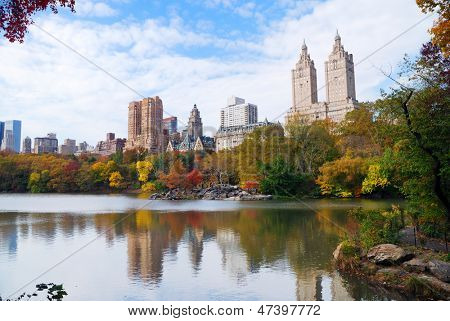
[185,168,203,190]
[136,159,153,183]
[159,159,186,190]
[416,0,450,56]
[109,171,125,190]
[0,0,75,42]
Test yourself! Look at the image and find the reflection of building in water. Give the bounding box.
[187,227,208,272]
[216,229,248,282]
[0,215,18,256]
[127,228,170,284]
[296,270,353,301]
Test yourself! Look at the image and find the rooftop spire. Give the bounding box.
[302,38,307,50]
[335,29,341,41]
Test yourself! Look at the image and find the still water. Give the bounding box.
[0,194,400,301]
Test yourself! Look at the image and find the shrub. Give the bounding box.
[350,205,404,249]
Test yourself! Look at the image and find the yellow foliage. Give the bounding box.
[141,182,156,193]
[362,164,389,194]
[136,160,153,183]
[109,171,124,189]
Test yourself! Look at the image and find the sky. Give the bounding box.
[0,0,434,145]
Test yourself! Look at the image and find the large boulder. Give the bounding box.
[402,258,428,273]
[428,260,450,283]
[367,244,414,265]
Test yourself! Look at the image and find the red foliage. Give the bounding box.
[242,181,259,191]
[186,169,203,189]
[0,0,75,42]
[65,160,80,172]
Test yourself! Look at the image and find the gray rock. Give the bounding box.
[375,267,407,278]
[416,275,450,299]
[402,258,428,273]
[367,244,414,265]
[428,260,450,283]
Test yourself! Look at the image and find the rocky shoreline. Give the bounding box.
[149,184,273,201]
[333,242,450,300]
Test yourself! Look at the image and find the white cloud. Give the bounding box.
[75,0,118,17]
[0,0,433,146]
[234,2,256,18]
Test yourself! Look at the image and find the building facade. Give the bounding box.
[94,133,126,156]
[215,119,281,151]
[22,136,32,154]
[59,138,77,155]
[187,104,203,139]
[220,96,258,128]
[162,117,177,135]
[287,31,358,123]
[34,133,58,154]
[1,120,21,153]
[126,96,164,153]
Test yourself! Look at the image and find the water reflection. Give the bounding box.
[0,199,399,300]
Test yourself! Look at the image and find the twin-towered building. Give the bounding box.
[287,31,358,123]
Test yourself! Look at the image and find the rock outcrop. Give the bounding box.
[428,260,450,283]
[149,185,272,201]
[333,241,450,300]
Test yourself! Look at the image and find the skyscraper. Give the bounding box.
[126,96,164,153]
[220,96,258,128]
[22,136,32,154]
[0,120,21,153]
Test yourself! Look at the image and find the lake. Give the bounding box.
[0,194,401,301]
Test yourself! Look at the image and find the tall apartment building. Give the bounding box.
[59,138,77,155]
[220,96,257,128]
[34,133,58,154]
[287,31,358,123]
[0,120,21,153]
[162,117,177,135]
[126,96,164,153]
[22,136,32,154]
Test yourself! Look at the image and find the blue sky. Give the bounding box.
[0,0,433,146]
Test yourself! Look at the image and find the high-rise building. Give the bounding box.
[220,96,258,128]
[34,133,58,154]
[22,136,32,154]
[59,138,77,155]
[126,96,164,153]
[286,31,358,123]
[0,122,4,150]
[0,120,21,153]
[162,117,177,135]
[187,104,203,140]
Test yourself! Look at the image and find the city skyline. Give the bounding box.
[0,0,432,144]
